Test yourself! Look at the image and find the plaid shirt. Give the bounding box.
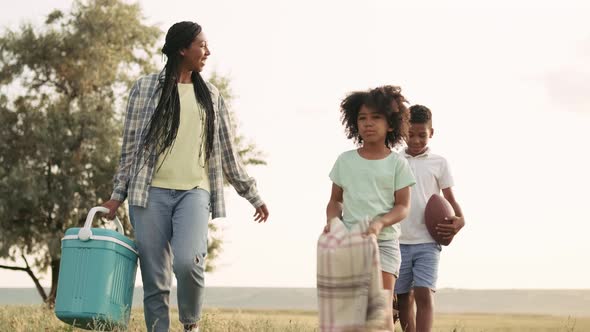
[110,70,263,219]
[317,218,387,332]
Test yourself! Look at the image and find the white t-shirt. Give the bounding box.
[399,148,454,244]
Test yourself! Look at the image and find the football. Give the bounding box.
[424,194,455,246]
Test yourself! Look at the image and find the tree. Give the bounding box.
[0,0,160,305]
[208,71,266,167]
[0,0,266,304]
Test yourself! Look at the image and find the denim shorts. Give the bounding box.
[377,239,402,277]
[394,242,441,294]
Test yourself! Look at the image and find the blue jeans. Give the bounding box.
[129,187,210,332]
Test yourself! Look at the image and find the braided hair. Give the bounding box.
[140,21,215,166]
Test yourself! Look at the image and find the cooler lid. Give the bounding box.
[63,227,137,255]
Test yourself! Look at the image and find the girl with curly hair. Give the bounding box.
[324,85,416,331]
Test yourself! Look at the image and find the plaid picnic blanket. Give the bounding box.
[317,218,387,332]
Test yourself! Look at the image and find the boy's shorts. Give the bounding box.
[377,239,401,277]
[394,242,441,294]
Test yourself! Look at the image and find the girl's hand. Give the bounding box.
[363,219,384,237]
[323,217,341,234]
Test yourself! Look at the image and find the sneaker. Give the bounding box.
[184,324,199,332]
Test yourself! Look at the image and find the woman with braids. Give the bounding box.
[323,86,415,331]
[102,21,269,332]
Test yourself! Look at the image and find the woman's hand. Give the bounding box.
[254,204,269,223]
[101,199,122,220]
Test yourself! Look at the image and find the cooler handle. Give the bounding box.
[78,206,124,241]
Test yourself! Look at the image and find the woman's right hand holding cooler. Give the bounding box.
[101,199,122,220]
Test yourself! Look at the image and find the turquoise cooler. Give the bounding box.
[55,207,138,330]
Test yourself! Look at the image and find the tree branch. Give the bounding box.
[0,264,27,271]
[22,254,48,302]
[0,262,48,301]
[0,255,50,302]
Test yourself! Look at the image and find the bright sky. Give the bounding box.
[1,0,589,290]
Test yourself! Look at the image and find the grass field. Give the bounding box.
[1,306,588,331]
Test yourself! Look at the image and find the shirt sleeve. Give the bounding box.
[110,79,141,202]
[394,157,416,191]
[329,154,342,187]
[438,157,455,190]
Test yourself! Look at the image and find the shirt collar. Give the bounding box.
[404,147,430,158]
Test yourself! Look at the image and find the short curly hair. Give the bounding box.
[340,85,410,148]
[409,104,432,125]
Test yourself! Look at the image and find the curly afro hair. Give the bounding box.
[409,104,432,125]
[340,85,410,148]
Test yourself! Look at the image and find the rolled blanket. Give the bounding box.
[317,218,387,332]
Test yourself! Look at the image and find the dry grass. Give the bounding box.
[0,306,316,332]
[1,306,589,331]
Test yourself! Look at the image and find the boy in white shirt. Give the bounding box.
[395,105,465,332]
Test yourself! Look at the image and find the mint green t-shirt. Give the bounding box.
[329,149,416,240]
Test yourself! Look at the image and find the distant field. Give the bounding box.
[1,306,589,332]
[3,288,590,317]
